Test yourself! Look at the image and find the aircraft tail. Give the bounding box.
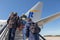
[25,2,43,22]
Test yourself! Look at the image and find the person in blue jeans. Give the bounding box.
[7,12,20,40]
[9,28,16,40]
[22,18,33,40]
[22,25,26,40]
[28,22,40,40]
[20,15,27,40]
[21,20,26,40]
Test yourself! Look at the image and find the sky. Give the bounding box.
[0,0,60,35]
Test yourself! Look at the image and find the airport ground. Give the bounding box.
[44,36,60,40]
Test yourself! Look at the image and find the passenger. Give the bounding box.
[7,12,19,40]
[19,15,33,40]
[26,18,33,38]
[14,19,25,40]
[21,19,26,40]
[28,23,41,40]
[15,15,27,40]
[7,12,14,40]
[20,15,27,40]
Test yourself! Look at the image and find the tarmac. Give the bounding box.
[45,36,60,40]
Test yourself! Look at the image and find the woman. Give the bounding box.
[15,18,26,40]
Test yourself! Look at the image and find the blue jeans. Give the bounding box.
[22,28,26,40]
[8,28,16,40]
[34,34,40,40]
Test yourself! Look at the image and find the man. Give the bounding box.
[7,12,19,40]
[29,23,46,40]
[25,18,33,37]
[28,23,40,40]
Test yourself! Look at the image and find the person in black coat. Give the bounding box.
[7,12,20,40]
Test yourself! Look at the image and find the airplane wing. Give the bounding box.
[25,2,43,22]
[37,12,60,26]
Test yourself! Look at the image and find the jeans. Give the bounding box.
[22,27,26,40]
[8,28,16,40]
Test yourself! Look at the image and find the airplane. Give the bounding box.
[24,2,60,28]
[0,20,7,31]
[0,1,60,40]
